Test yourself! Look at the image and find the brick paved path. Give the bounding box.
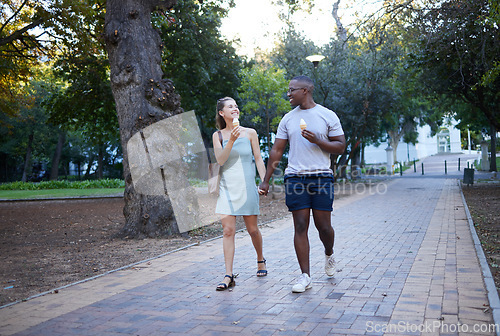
[0,177,497,335]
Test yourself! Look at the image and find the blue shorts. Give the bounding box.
[284,174,334,212]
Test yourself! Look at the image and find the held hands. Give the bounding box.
[258,181,269,195]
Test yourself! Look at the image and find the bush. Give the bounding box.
[0,179,125,190]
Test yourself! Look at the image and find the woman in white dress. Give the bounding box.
[212,97,267,290]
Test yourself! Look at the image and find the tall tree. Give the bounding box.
[410,0,500,171]
[104,0,196,237]
[365,11,444,163]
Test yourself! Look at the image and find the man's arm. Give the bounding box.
[301,131,346,155]
[259,138,288,195]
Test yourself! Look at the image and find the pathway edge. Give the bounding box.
[458,180,500,335]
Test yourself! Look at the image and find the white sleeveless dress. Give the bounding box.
[215,136,259,216]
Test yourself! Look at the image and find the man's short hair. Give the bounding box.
[291,75,314,93]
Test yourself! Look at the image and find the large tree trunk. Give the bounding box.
[388,130,402,164]
[97,143,104,179]
[84,153,94,178]
[104,0,187,238]
[21,132,34,182]
[387,120,415,164]
[50,131,66,180]
[350,146,361,179]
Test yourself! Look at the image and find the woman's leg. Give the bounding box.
[220,215,236,286]
[243,215,265,271]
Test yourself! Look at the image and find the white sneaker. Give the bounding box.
[292,273,312,293]
[325,254,336,276]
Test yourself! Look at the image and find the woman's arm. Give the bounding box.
[249,128,266,182]
[213,127,240,165]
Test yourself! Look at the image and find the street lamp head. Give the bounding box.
[306,55,325,68]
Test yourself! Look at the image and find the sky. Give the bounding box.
[219,0,385,58]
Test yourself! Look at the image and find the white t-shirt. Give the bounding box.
[276,104,344,176]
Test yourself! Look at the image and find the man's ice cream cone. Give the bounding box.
[300,118,307,130]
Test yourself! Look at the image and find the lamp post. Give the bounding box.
[306,55,325,69]
[306,54,325,97]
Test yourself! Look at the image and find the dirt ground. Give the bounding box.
[0,181,498,307]
[461,182,500,295]
[0,185,355,307]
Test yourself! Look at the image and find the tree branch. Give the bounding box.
[331,0,347,42]
[0,0,30,36]
[0,18,44,47]
[343,0,414,47]
[151,0,177,10]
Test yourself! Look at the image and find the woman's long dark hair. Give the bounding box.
[215,97,234,130]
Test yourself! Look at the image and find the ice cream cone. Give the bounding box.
[300,118,307,130]
[232,118,240,127]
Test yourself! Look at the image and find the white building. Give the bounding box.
[364,118,462,164]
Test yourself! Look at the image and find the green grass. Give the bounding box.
[0,188,124,200]
[0,179,124,191]
[394,163,412,174]
[476,156,500,170]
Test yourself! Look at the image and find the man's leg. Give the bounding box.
[312,209,334,255]
[292,208,311,275]
[312,209,336,276]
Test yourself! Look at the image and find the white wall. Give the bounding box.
[363,118,462,164]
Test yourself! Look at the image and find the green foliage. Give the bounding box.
[480,0,500,85]
[0,178,125,190]
[273,27,407,164]
[0,70,62,180]
[1,0,117,181]
[2,0,242,183]
[372,16,445,151]
[154,0,242,140]
[271,30,318,80]
[0,0,105,117]
[238,64,289,154]
[39,1,117,149]
[270,9,449,167]
[409,0,500,132]
[44,55,118,146]
[322,38,390,148]
[0,1,41,116]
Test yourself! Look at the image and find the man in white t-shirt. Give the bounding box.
[259,75,346,293]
